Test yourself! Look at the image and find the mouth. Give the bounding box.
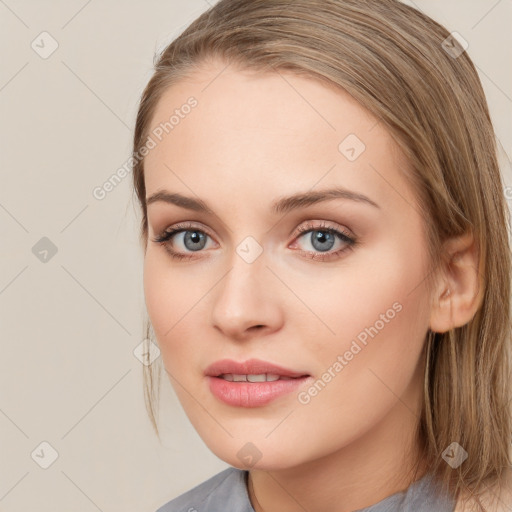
[204,358,312,407]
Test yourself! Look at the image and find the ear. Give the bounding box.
[429,231,484,334]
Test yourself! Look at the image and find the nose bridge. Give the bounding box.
[210,242,281,336]
[215,245,268,312]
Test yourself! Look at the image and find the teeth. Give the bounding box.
[247,374,266,382]
[220,373,287,382]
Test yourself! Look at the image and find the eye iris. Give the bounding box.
[184,231,206,251]
[311,230,335,252]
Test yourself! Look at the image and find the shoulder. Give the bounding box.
[155,466,251,512]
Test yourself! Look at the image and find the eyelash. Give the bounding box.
[151,221,358,262]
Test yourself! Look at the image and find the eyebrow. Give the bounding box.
[146,187,380,214]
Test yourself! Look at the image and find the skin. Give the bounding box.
[142,59,481,512]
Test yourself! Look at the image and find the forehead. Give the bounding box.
[147,62,378,149]
[143,60,414,212]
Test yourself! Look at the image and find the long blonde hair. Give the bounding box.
[131,0,512,509]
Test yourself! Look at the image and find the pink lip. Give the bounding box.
[205,358,311,407]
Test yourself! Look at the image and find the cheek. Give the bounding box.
[276,281,429,466]
[143,250,191,350]
[143,251,172,338]
[302,266,427,458]
[294,239,431,424]
[143,249,215,375]
[291,236,431,365]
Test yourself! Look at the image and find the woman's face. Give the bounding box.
[143,59,434,471]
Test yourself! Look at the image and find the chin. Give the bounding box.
[203,436,308,472]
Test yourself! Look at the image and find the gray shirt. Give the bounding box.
[156,466,456,511]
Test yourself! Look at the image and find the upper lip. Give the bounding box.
[204,358,309,378]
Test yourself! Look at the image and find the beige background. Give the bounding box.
[0,1,510,511]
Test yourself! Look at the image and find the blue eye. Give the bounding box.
[152,223,213,260]
[152,221,357,262]
[292,221,356,262]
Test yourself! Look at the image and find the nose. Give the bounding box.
[210,251,284,341]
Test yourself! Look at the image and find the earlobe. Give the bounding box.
[429,232,483,334]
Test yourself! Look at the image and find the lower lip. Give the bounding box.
[207,375,311,407]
